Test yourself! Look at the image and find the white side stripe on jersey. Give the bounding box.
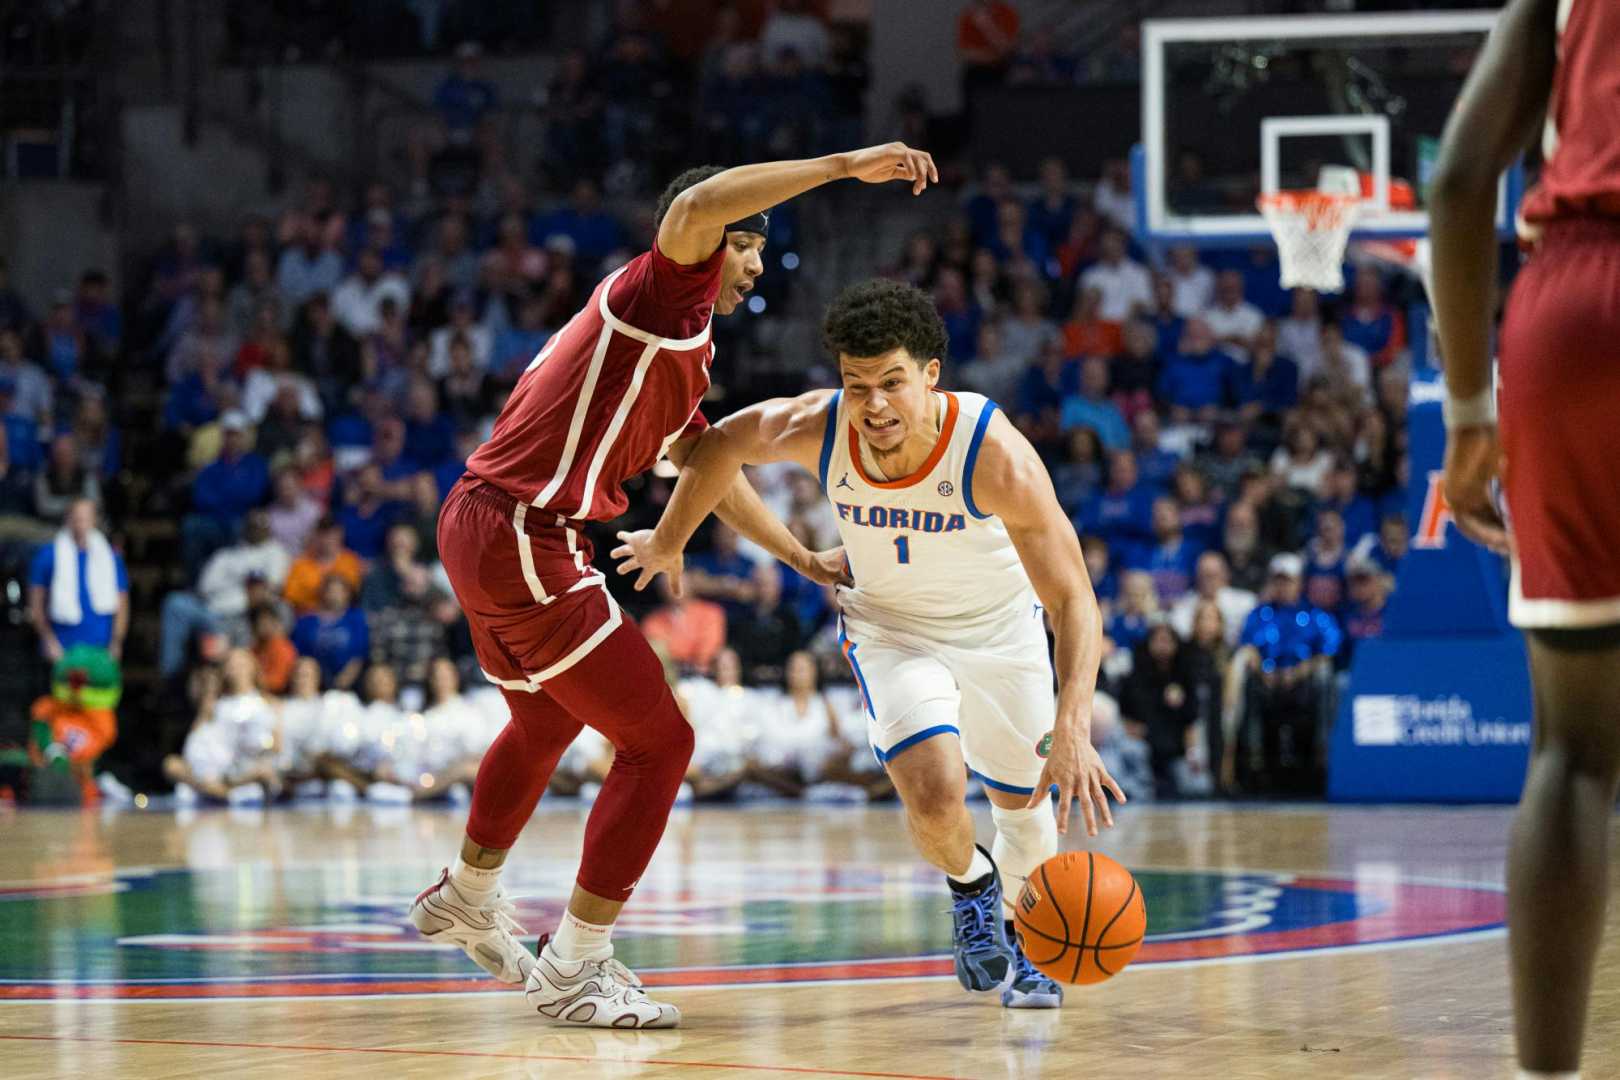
[512,503,554,605]
[575,338,662,519]
[532,321,615,508]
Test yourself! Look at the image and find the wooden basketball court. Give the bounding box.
[2,802,1615,1078]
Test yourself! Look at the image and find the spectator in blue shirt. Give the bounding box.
[402,378,455,469]
[1145,275,1186,361]
[1238,553,1342,673]
[1233,552,1342,793]
[1105,570,1159,653]
[371,416,424,500]
[1129,496,1203,603]
[433,43,499,137]
[0,379,41,470]
[338,464,400,562]
[1059,356,1129,450]
[1080,534,1118,611]
[1018,340,1079,424]
[490,293,553,384]
[1302,508,1350,615]
[27,498,129,660]
[1157,318,1234,421]
[683,523,760,625]
[1232,323,1300,419]
[1026,157,1078,256]
[935,268,983,364]
[964,162,1014,249]
[1339,270,1405,368]
[276,218,345,312]
[1351,514,1409,578]
[193,412,270,520]
[1338,555,1392,667]
[183,410,270,573]
[1317,460,1378,547]
[1129,409,1181,492]
[291,574,369,690]
[1077,449,1158,555]
[534,179,624,267]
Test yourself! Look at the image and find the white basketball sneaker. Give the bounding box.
[526,937,680,1028]
[408,868,535,984]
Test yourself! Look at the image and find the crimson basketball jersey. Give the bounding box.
[1519,0,1620,224]
[466,242,723,520]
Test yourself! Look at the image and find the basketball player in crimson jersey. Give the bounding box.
[1431,0,1620,1075]
[408,143,938,1029]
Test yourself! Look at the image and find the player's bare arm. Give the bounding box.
[970,410,1125,837]
[612,390,837,593]
[656,144,940,265]
[1430,0,1556,555]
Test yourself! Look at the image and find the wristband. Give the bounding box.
[1442,385,1495,429]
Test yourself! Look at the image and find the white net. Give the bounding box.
[1258,191,1362,293]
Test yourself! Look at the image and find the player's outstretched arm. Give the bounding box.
[971,411,1125,837]
[656,143,939,265]
[613,391,835,594]
[1430,0,1556,555]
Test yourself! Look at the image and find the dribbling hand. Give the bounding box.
[1442,425,1510,555]
[612,529,684,597]
[840,143,939,196]
[1027,727,1127,838]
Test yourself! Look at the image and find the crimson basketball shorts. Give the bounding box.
[1498,219,1620,628]
[437,477,624,690]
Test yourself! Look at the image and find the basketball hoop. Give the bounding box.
[1258,190,1362,293]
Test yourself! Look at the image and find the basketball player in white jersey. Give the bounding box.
[614,279,1124,1007]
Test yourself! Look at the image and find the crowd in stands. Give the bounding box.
[889,154,1415,798]
[1,2,1430,807]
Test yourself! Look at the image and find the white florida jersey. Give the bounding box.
[818,389,1034,630]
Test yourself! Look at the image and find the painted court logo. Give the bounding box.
[0,864,1505,1001]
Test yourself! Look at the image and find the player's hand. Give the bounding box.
[612,529,685,597]
[840,142,939,195]
[1442,424,1510,555]
[1027,727,1127,837]
[798,546,854,589]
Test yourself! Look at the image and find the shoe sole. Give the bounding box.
[955,953,1019,995]
[1002,989,1064,1009]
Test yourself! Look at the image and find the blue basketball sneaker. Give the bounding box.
[1001,926,1063,1009]
[948,845,1016,993]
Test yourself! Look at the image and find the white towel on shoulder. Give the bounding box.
[49,528,120,625]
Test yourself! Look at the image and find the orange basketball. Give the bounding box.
[1013,851,1146,985]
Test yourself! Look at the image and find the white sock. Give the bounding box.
[1518,1071,1580,1079]
[947,845,994,884]
[990,801,1058,920]
[449,858,502,908]
[549,909,614,962]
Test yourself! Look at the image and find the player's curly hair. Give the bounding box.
[654,165,726,231]
[821,279,948,363]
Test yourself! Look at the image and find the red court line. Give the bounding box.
[0,1034,954,1080]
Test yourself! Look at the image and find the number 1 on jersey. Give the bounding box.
[894,535,911,564]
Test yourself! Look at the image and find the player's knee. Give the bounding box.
[1532,737,1620,788]
[901,773,966,829]
[615,691,694,766]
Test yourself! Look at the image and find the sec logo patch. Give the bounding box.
[937,481,954,497]
[1036,732,1053,758]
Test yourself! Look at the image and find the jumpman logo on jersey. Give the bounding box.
[836,473,854,491]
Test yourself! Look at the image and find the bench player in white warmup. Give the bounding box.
[615,279,1124,1007]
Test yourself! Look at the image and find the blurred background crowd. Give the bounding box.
[0,0,1459,809]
